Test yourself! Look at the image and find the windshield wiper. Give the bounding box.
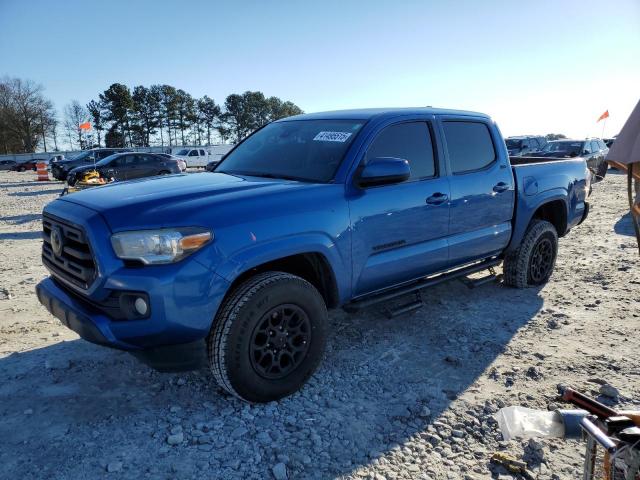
[220,170,314,183]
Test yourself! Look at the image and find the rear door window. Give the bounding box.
[365,122,436,180]
[189,150,198,157]
[443,121,496,173]
[590,141,600,153]
[583,142,593,154]
[199,149,206,156]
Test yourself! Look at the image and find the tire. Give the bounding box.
[596,161,608,181]
[158,170,171,175]
[208,272,328,402]
[503,219,558,288]
[17,167,25,172]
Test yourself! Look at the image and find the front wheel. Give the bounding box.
[208,272,328,402]
[503,219,558,288]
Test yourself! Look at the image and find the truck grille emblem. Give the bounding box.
[50,227,64,257]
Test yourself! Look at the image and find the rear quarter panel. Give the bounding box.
[507,158,589,252]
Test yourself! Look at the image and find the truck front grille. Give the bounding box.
[42,214,97,289]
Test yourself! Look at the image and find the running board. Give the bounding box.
[344,258,502,313]
[460,267,502,289]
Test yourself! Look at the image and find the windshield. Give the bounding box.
[95,153,120,166]
[506,139,522,148]
[542,141,582,155]
[69,151,91,161]
[176,149,189,155]
[216,120,365,182]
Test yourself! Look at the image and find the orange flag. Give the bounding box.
[597,110,609,122]
[79,121,92,130]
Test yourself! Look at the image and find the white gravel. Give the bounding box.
[0,169,638,479]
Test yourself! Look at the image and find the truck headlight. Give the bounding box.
[111,228,212,265]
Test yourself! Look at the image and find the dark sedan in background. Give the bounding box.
[506,135,547,156]
[51,148,131,180]
[530,138,609,180]
[66,152,182,186]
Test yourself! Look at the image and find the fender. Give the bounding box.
[214,232,352,303]
[506,188,568,253]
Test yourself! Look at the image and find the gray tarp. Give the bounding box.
[606,99,640,165]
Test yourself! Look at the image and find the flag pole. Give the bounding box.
[601,117,607,138]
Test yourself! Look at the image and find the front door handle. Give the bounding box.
[493,182,510,193]
[426,192,448,205]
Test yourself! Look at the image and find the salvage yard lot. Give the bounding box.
[0,170,638,480]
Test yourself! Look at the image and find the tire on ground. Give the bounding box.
[208,271,328,402]
[503,219,558,288]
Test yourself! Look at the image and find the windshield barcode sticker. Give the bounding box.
[313,131,352,142]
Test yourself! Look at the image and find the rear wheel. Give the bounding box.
[208,272,327,402]
[596,161,608,181]
[503,219,558,288]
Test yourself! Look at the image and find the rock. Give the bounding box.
[419,406,432,418]
[528,438,544,451]
[23,408,33,415]
[44,358,70,370]
[170,425,183,435]
[169,405,181,413]
[231,426,248,438]
[451,429,465,438]
[599,384,620,399]
[526,366,542,379]
[167,432,184,445]
[106,462,122,473]
[272,462,287,480]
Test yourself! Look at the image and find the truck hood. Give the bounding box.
[58,172,313,231]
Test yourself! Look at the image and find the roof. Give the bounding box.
[281,107,489,122]
[507,135,544,139]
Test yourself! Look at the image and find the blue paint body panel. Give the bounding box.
[35,107,590,363]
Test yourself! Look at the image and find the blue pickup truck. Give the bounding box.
[36,108,590,402]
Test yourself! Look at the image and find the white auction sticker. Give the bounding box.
[313,131,352,142]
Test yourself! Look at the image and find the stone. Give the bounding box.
[167,432,184,445]
[272,462,287,480]
[106,462,122,473]
[599,384,620,399]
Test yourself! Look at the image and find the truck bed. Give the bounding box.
[509,155,581,166]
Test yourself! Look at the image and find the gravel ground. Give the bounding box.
[0,169,638,480]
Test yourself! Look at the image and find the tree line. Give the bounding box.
[0,76,303,154]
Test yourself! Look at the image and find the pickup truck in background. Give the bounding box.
[173,145,235,168]
[173,148,210,168]
[36,108,591,402]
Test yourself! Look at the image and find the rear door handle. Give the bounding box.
[426,192,448,205]
[493,182,510,193]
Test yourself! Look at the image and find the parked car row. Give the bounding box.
[507,136,610,181]
[506,135,548,156]
[66,152,182,186]
[0,159,41,171]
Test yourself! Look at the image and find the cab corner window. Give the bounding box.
[365,122,436,180]
[443,121,496,174]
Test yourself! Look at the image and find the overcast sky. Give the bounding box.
[1,0,638,138]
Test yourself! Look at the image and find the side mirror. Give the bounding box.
[357,157,410,188]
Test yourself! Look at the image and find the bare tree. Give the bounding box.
[0,77,56,153]
[64,100,89,150]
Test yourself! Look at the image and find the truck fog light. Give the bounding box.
[134,297,149,316]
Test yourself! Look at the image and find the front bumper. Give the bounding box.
[36,277,131,349]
